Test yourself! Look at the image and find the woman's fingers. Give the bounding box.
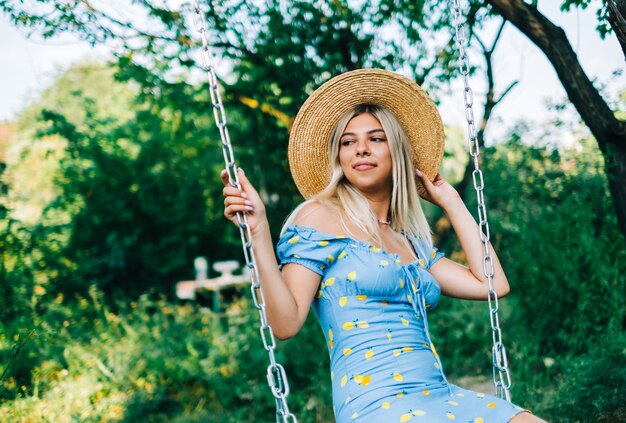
[221,167,260,222]
[432,173,445,186]
[224,194,253,209]
[417,169,435,185]
[224,192,254,217]
[221,168,248,199]
[221,168,260,200]
[223,185,247,198]
[416,169,433,191]
[416,169,442,204]
[220,168,232,186]
[236,168,262,201]
[223,188,253,219]
[224,203,253,218]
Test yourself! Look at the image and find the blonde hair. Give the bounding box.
[283,104,432,247]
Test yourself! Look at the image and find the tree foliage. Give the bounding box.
[2,62,243,299]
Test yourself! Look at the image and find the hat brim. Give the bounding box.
[288,68,445,199]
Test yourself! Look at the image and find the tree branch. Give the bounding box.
[495,80,519,104]
[437,17,516,249]
[0,329,35,384]
[607,0,626,61]
[486,0,626,241]
[485,0,626,141]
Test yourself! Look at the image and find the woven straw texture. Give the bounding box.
[288,68,444,199]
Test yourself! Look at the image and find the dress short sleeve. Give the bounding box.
[428,244,444,268]
[409,235,444,269]
[276,225,344,276]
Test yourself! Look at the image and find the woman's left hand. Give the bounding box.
[415,170,462,210]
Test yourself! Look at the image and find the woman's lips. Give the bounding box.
[354,163,376,171]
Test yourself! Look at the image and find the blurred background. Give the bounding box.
[0,1,624,422]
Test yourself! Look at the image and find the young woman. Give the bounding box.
[222,69,546,422]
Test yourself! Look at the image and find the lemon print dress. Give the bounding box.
[277,225,529,422]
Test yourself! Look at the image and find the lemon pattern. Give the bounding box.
[277,225,530,422]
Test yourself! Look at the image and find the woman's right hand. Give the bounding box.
[221,168,268,236]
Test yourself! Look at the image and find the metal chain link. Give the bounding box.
[451,0,512,402]
[190,2,297,421]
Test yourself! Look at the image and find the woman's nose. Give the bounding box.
[355,139,370,155]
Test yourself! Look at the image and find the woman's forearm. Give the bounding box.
[443,198,510,296]
[222,168,304,338]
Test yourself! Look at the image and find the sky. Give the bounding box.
[0,2,623,143]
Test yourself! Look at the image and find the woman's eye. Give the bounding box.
[371,137,385,142]
[341,140,354,146]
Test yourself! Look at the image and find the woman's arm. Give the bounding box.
[222,168,320,339]
[416,170,510,300]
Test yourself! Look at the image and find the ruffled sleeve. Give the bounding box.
[427,244,444,268]
[409,236,445,269]
[276,225,345,276]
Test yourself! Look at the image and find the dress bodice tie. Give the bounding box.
[402,262,452,395]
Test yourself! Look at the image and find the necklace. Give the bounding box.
[377,218,391,225]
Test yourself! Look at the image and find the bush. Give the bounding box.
[0,288,333,422]
[431,138,625,417]
[536,334,626,422]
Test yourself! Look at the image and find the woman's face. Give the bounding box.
[338,112,393,195]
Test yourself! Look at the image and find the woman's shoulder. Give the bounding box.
[291,200,342,235]
[277,201,349,260]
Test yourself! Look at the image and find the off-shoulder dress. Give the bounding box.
[276,225,528,423]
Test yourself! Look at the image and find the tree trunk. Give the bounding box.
[485,0,626,241]
[607,0,626,60]
[615,0,626,22]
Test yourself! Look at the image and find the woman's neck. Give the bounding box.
[363,192,391,224]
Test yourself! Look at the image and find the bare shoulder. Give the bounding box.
[292,200,342,234]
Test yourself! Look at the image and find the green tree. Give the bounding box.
[1,0,624,238]
[3,62,243,296]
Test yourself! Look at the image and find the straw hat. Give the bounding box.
[288,68,445,199]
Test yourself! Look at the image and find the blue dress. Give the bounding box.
[277,224,529,423]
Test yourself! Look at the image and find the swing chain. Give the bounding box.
[190,2,297,422]
[451,0,513,402]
